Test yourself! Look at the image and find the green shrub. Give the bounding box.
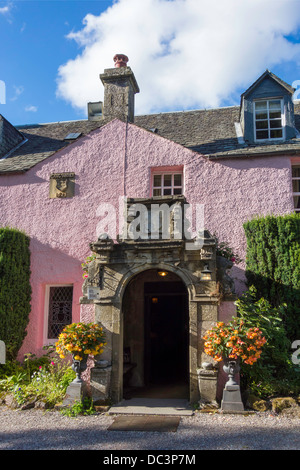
[0,227,32,360]
[235,287,300,398]
[243,213,300,340]
[0,353,75,408]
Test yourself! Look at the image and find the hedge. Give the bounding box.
[243,213,300,340]
[0,227,31,360]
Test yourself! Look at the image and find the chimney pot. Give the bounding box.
[113,54,129,68]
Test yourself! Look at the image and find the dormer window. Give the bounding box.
[254,99,284,141]
[240,70,296,145]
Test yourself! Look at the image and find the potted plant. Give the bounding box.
[203,318,266,386]
[55,322,106,383]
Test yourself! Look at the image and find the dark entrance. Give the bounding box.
[144,281,189,388]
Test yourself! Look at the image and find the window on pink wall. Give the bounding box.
[292,165,300,212]
[45,285,73,340]
[151,168,183,196]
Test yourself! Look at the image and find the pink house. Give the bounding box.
[0,56,299,404]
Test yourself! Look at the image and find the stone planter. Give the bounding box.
[63,355,89,407]
[222,357,240,387]
[197,364,218,407]
[221,357,244,412]
[72,354,88,383]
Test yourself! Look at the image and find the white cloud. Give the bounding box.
[0,5,10,15]
[25,105,38,112]
[56,0,300,115]
[10,85,24,101]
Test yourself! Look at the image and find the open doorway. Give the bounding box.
[123,270,189,399]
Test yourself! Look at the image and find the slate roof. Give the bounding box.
[1,101,300,174]
[241,69,295,99]
[135,102,300,159]
[0,118,106,174]
[0,115,24,160]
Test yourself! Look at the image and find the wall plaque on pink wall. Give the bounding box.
[49,172,75,198]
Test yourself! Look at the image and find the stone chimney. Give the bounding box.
[100,54,140,123]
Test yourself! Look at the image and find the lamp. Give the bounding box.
[201,264,212,281]
[158,270,168,277]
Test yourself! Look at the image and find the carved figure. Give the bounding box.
[55,178,68,197]
[216,255,235,296]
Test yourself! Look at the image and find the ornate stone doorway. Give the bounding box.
[81,196,221,404]
[122,269,189,399]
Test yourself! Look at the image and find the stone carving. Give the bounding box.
[216,255,235,296]
[200,247,213,260]
[49,172,75,199]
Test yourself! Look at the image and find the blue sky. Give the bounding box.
[0,1,113,124]
[1,0,300,126]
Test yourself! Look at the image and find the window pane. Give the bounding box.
[163,174,172,186]
[292,166,300,178]
[255,111,268,120]
[270,119,282,129]
[293,179,300,193]
[48,286,73,339]
[153,175,161,187]
[269,100,281,109]
[294,195,300,210]
[256,120,268,129]
[173,187,182,195]
[255,101,267,110]
[174,174,182,186]
[256,130,268,140]
[270,129,283,138]
[269,111,281,119]
[163,188,172,195]
[153,188,161,196]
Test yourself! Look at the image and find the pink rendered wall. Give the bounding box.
[0,119,295,358]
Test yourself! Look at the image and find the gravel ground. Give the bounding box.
[0,406,300,451]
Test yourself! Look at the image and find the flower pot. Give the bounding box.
[223,357,240,387]
[72,354,88,383]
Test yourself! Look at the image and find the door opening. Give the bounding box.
[122,271,189,399]
[144,281,189,390]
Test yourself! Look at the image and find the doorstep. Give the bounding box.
[108,398,194,416]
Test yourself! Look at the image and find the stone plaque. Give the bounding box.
[87,286,101,301]
[49,172,75,199]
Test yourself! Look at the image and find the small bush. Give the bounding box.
[60,397,95,417]
[235,287,300,398]
[0,350,75,408]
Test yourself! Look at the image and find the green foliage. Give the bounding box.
[0,352,75,408]
[213,233,242,263]
[235,287,300,398]
[60,397,95,417]
[0,227,32,360]
[243,213,300,340]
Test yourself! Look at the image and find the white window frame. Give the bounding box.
[292,165,300,213]
[44,284,73,345]
[151,170,183,196]
[253,98,285,142]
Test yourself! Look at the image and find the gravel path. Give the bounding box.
[0,406,300,450]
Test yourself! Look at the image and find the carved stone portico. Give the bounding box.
[80,196,220,404]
